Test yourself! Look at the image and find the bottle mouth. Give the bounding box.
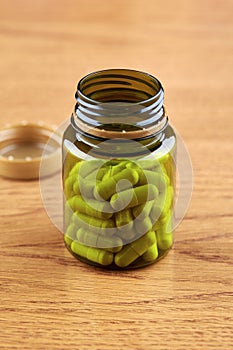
[73,69,168,140]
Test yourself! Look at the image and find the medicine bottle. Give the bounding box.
[62,69,176,269]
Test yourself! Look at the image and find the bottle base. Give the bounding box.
[64,241,172,270]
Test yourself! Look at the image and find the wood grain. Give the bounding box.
[0,0,233,349]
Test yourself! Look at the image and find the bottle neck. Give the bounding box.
[72,69,168,141]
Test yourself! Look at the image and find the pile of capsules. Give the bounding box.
[64,156,174,268]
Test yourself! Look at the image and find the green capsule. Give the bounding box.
[111,160,128,175]
[77,228,123,253]
[161,210,172,226]
[125,161,137,169]
[142,235,158,261]
[115,209,135,242]
[72,178,81,195]
[114,231,156,268]
[78,159,105,178]
[156,229,173,251]
[72,212,115,235]
[160,164,170,184]
[155,172,170,193]
[101,166,112,181]
[94,168,139,201]
[136,169,155,185]
[64,202,74,227]
[69,161,83,176]
[64,222,77,242]
[164,214,173,231]
[156,213,173,250]
[137,169,169,193]
[150,202,163,221]
[64,220,76,246]
[150,199,164,226]
[131,230,156,255]
[95,167,107,181]
[117,228,137,243]
[161,185,174,217]
[64,174,77,199]
[150,185,174,225]
[115,209,133,230]
[152,220,160,232]
[157,153,170,165]
[110,184,158,211]
[77,227,97,247]
[77,161,105,187]
[68,195,112,220]
[152,208,172,231]
[162,154,175,180]
[64,234,73,246]
[85,164,106,182]
[71,241,114,266]
[135,155,169,173]
[132,200,153,220]
[135,216,153,235]
[73,176,99,198]
[95,234,121,253]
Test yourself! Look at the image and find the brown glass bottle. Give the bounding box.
[62,69,176,269]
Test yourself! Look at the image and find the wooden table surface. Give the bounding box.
[0,1,232,349]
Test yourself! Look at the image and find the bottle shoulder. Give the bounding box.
[63,121,176,160]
